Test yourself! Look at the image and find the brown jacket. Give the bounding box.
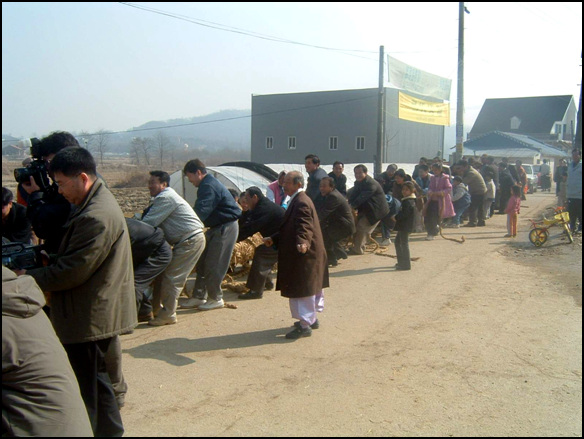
[272,191,329,298]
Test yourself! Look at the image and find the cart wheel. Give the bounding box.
[563,224,574,244]
[529,228,548,247]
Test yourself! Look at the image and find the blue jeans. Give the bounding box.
[452,201,470,225]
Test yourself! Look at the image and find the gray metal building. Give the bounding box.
[251,87,445,165]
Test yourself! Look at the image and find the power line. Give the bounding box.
[119,2,379,61]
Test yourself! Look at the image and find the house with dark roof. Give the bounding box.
[469,95,577,143]
[462,131,570,165]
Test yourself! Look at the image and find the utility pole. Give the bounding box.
[375,45,385,177]
[454,2,466,163]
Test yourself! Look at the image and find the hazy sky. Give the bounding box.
[2,2,582,144]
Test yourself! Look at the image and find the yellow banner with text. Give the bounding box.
[398,91,450,126]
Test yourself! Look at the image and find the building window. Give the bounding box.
[555,123,562,134]
[510,116,521,130]
[288,136,296,150]
[356,136,365,151]
[329,136,338,150]
[266,137,273,149]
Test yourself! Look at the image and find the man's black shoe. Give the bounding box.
[294,319,319,330]
[264,278,274,290]
[395,265,411,271]
[285,326,312,339]
[238,291,263,300]
[477,221,486,227]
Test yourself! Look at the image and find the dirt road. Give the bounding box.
[120,191,581,437]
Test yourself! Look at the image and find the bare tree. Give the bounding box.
[129,137,142,165]
[153,131,170,168]
[130,136,152,166]
[94,129,110,167]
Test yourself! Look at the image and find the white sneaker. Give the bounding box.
[180,298,207,309]
[380,238,391,246]
[198,299,225,311]
[425,235,435,241]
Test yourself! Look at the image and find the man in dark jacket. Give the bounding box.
[304,154,329,201]
[2,187,32,244]
[20,131,80,253]
[348,164,390,255]
[183,159,241,311]
[125,218,172,321]
[237,187,285,300]
[375,163,398,195]
[328,161,348,197]
[317,177,356,267]
[24,147,136,437]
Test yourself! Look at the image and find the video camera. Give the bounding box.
[13,138,54,194]
[2,242,46,270]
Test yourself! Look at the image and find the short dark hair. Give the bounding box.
[321,177,335,189]
[498,162,507,169]
[183,158,207,175]
[456,159,469,168]
[453,176,463,183]
[39,131,80,157]
[149,170,170,185]
[304,154,320,165]
[245,186,264,200]
[333,161,344,167]
[394,169,407,179]
[431,162,443,171]
[418,164,430,172]
[354,164,368,174]
[511,185,522,197]
[2,187,14,206]
[50,147,96,177]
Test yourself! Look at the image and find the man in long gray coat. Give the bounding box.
[23,147,136,437]
[264,171,329,339]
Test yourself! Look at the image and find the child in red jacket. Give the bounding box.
[504,185,522,237]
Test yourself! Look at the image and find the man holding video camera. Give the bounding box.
[18,147,136,436]
[17,131,80,253]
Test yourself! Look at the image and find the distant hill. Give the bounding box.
[3,109,251,156]
[117,109,251,152]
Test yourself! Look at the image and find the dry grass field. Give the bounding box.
[2,156,152,216]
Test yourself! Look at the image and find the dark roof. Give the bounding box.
[469,95,572,138]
